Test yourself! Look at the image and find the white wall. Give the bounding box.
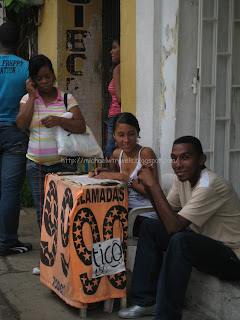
[136,0,155,149]
[136,0,179,179]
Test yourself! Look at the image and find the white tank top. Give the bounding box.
[119,147,152,209]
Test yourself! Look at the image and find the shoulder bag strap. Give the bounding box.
[64,93,68,109]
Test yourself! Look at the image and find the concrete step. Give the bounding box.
[127,247,240,320]
[186,269,240,320]
[126,268,214,320]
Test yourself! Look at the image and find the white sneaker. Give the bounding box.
[33,266,40,275]
[118,305,156,318]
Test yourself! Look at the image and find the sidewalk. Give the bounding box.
[0,208,212,320]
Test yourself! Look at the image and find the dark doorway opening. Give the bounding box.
[102,0,120,153]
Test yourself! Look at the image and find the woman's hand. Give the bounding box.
[88,167,110,178]
[15,80,36,132]
[41,115,61,128]
[94,171,128,182]
[26,79,36,99]
[60,105,86,134]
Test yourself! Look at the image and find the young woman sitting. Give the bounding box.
[89,112,159,235]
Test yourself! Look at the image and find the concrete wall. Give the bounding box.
[136,0,179,178]
[136,0,156,150]
[38,0,58,73]
[175,0,199,138]
[158,0,179,176]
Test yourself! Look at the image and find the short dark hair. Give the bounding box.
[113,112,140,134]
[0,21,20,48]
[173,136,203,156]
[29,54,56,82]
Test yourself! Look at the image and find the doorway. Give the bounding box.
[102,0,120,153]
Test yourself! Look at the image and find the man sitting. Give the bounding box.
[118,136,240,320]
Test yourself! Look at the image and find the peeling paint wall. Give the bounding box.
[38,0,102,144]
[57,0,102,144]
[160,12,179,120]
[136,0,179,178]
[159,1,179,175]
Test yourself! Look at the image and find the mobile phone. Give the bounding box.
[29,77,36,88]
[100,181,119,186]
[57,171,87,176]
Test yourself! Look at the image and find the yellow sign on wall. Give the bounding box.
[58,0,102,143]
[39,0,102,144]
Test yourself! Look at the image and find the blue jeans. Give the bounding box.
[26,158,77,229]
[104,117,116,156]
[0,122,28,248]
[131,218,240,320]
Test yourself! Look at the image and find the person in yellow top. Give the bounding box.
[118,136,240,320]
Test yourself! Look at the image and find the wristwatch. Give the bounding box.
[127,177,134,188]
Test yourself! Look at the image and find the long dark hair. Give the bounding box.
[113,112,140,134]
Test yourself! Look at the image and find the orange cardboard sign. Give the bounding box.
[40,174,128,308]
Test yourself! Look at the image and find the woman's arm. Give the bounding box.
[88,167,112,178]
[113,64,121,105]
[16,79,36,131]
[90,149,125,180]
[93,148,159,191]
[130,148,159,197]
[41,105,86,134]
[138,167,191,234]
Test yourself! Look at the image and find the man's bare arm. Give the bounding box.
[138,166,191,234]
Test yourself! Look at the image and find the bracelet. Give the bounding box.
[127,177,134,188]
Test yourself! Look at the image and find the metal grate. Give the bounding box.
[196,0,240,195]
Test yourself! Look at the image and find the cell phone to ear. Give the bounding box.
[29,77,36,88]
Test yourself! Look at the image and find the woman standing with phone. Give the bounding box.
[16,54,86,274]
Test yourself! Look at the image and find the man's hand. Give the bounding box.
[137,165,159,189]
[41,116,61,128]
